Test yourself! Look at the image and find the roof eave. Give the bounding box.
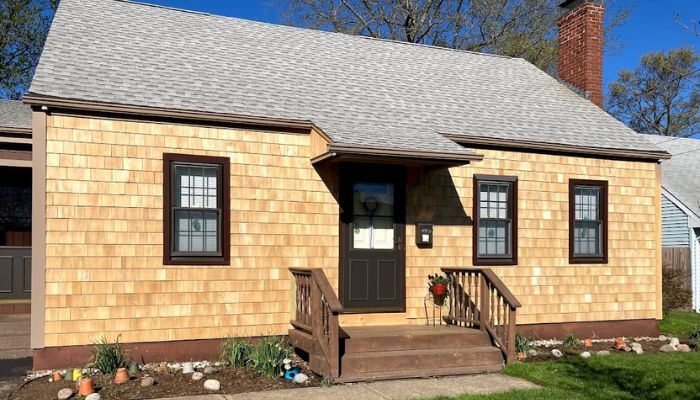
[444,133,672,161]
[312,143,484,167]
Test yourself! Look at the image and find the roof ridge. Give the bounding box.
[113,0,517,61]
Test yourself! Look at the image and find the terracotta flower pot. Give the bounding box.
[584,338,593,348]
[52,371,63,382]
[431,283,447,296]
[114,367,129,384]
[78,377,94,396]
[517,351,525,361]
[614,337,625,350]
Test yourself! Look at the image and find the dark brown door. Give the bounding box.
[340,164,405,312]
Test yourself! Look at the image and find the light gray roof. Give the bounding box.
[29,0,662,157]
[0,100,32,130]
[646,136,700,220]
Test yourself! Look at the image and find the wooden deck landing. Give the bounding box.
[290,324,504,382]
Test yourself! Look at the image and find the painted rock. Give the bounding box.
[660,344,677,353]
[181,362,195,374]
[141,377,155,387]
[204,379,221,391]
[293,373,309,384]
[57,388,73,400]
[203,366,217,374]
[677,344,691,352]
[192,372,204,381]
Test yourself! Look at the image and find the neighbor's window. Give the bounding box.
[473,175,518,265]
[569,179,608,264]
[163,153,230,265]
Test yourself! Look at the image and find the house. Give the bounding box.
[0,100,33,312]
[24,0,670,379]
[647,136,700,312]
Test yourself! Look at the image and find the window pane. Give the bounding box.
[174,210,219,253]
[352,183,395,249]
[478,220,510,256]
[575,187,599,221]
[574,220,601,256]
[175,165,218,209]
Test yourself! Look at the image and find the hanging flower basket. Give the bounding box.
[428,273,450,306]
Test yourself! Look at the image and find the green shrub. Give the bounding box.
[690,324,700,345]
[248,335,293,379]
[89,335,129,374]
[515,333,532,353]
[562,333,582,348]
[219,336,253,368]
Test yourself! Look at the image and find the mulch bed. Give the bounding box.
[10,365,321,400]
[523,337,696,362]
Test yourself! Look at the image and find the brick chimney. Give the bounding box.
[557,0,604,108]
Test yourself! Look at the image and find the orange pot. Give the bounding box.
[517,351,525,361]
[614,337,625,350]
[114,367,129,384]
[52,371,63,382]
[78,377,94,396]
[584,339,593,348]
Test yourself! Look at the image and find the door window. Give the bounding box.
[352,182,394,249]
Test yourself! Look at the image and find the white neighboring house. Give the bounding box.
[648,136,700,312]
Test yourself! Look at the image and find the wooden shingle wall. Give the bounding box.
[43,115,661,346]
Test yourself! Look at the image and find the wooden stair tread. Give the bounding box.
[342,345,502,359]
[341,325,481,338]
[337,364,503,383]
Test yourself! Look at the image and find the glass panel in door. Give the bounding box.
[352,182,394,249]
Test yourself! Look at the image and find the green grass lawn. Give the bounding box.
[428,312,700,400]
[659,311,700,337]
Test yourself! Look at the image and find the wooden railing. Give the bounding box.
[442,268,521,363]
[290,268,343,379]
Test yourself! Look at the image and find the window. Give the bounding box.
[569,179,608,264]
[163,153,230,265]
[473,175,517,265]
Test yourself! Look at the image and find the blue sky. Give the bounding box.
[143,0,699,89]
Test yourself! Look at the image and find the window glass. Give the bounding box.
[477,181,511,257]
[573,186,602,257]
[352,182,394,249]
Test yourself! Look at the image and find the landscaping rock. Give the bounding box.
[182,362,195,374]
[293,373,309,384]
[580,351,591,358]
[621,345,632,352]
[192,372,204,381]
[596,350,610,356]
[660,344,677,353]
[140,377,155,387]
[670,337,680,347]
[551,349,563,358]
[203,366,217,374]
[85,394,101,400]
[57,388,73,400]
[659,335,667,341]
[203,379,221,391]
[631,343,643,354]
[677,344,692,352]
[527,349,538,357]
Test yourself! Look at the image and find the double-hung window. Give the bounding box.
[473,175,518,265]
[163,153,230,265]
[569,179,608,264]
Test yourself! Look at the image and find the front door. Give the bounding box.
[340,164,405,312]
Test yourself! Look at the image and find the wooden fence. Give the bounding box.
[662,247,692,310]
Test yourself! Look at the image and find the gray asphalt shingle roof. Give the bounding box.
[29,0,662,156]
[0,100,32,130]
[646,136,700,220]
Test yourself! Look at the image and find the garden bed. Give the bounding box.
[10,361,321,400]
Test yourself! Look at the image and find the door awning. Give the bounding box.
[311,143,483,168]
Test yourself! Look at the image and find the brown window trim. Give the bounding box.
[473,174,518,266]
[569,179,608,264]
[163,153,230,266]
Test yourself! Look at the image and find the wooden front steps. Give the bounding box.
[289,324,504,383]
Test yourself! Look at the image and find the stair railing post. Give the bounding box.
[479,273,490,332]
[507,306,516,363]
